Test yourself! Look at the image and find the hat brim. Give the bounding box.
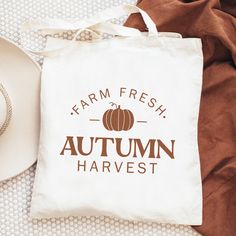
[0,37,41,181]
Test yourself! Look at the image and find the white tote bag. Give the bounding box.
[28,4,203,224]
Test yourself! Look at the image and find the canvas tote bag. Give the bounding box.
[26,4,203,224]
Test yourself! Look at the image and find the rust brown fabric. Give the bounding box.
[125,1,236,235]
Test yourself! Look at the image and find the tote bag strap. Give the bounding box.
[22,4,158,37]
[0,83,12,136]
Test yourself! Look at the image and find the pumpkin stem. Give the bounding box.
[109,102,118,108]
[118,105,121,109]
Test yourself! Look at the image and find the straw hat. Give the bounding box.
[0,36,40,181]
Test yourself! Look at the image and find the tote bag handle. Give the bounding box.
[22,4,158,37]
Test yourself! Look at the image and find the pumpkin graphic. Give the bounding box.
[102,104,134,131]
